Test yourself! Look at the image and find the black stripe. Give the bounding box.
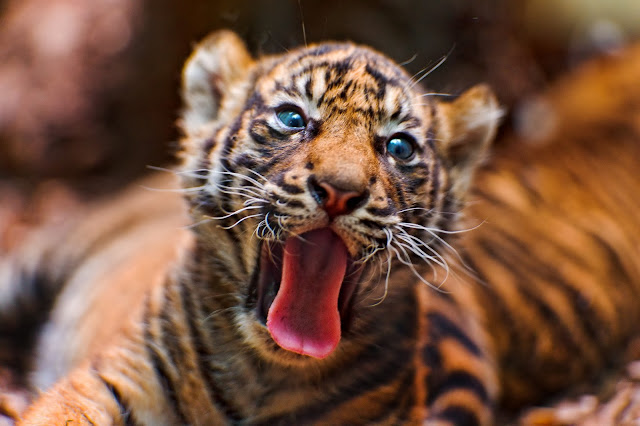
[202,137,216,160]
[210,162,251,277]
[143,301,191,425]
[589,231,636,298]
[307,291,417,407]
[403,165,430,193]
[431,405,481,426]
[255,345,413,425]
[243,242,264,312]
[476,237,590,380]
[399,115,422,129]
[0,270,61,378]
[360,219,385,232]
[290,61,332,82]
[352,106,377,120]
[98,375,138,426]
[494,230,607,352]
[364,63,388,99]
[424,343,445,403]
[428,370,489,405]
[234,153,257,169]
[274,81,298,98]
[423,343,443,370]
[1,208,157,378]
[193,137,215,186]
[215,222,249,277]
[249,127,269,145]
[257,293,417,424]
[254,145,303,175]
[271,171,304,195]
[294,43,346,60]
[195,158,211,186]
[338,79,354,99]
[329,58,354,77]
[364,369,415,424]
[283,199,305,209]
[427,158,441,213]
[304,76,313,98]
[218,118,241,217]
[180,280,244,422]
[435,185,457,233]
[366,205,395,217]
[426,312,482,357]
[378,156,409,212]
[459,252,519,351]
[221,90,260,160]
[469,187,508,210]
[159,286,187,382]
[279,182,304,194]
[390,104,402,121]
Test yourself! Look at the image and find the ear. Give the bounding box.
[437,84,502,198]
[180,30,254,135]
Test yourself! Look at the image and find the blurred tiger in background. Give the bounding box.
[0,31,639,425]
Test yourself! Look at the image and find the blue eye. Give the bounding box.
[276,109,306,129]
[386,135,415,160]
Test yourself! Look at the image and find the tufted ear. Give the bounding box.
[180,30,254,136]
[437,84,502,198]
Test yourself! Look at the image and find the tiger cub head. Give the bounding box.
[178,30,500,362]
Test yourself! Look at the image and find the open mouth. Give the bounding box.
[256,228,363,359]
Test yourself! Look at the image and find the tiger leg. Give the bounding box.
[415,284,499,426]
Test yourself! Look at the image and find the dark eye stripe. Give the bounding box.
[366,206,396,217]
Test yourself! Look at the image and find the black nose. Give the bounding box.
[308,175,369,218]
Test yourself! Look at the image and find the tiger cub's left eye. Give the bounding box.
[386,135,415,161]
[276,109,306,129]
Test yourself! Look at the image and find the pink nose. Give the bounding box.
[308,177,369,218]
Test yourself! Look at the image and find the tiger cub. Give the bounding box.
[12,30,499,425]
[8,31,640,425]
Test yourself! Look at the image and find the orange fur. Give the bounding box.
[1,33,639,425]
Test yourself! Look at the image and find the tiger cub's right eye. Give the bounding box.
[276,109,306,129]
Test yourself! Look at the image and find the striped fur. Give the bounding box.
[465,43,640,421]
[4,32,639,425]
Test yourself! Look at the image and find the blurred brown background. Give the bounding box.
[1,0,639,251]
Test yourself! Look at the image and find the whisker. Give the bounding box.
[397,206,434,214]
[297,0,307,47]
[396,221,483,235]
[394,231,448,270]
[409,46,454,90]
[140,185,207,194]
[205,205,263,221]
[398,53,418,68]
[221,213,263,230]
[218,166,267,188]
[394,225,454,277]
[390,241,448,293]
[419,92,456,98]
[264,212,277,239]
[215,186,267,200]
[368,229,394,306]
[147,165,208,175]
[183,217,215,230]
[203,306,241,323]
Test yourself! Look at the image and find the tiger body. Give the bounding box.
[2,32,640,425]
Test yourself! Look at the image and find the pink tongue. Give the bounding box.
[267,228,348,359]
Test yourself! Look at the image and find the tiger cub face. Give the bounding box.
[178,31,499,362]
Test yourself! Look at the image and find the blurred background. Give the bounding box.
[0,0,639,252]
